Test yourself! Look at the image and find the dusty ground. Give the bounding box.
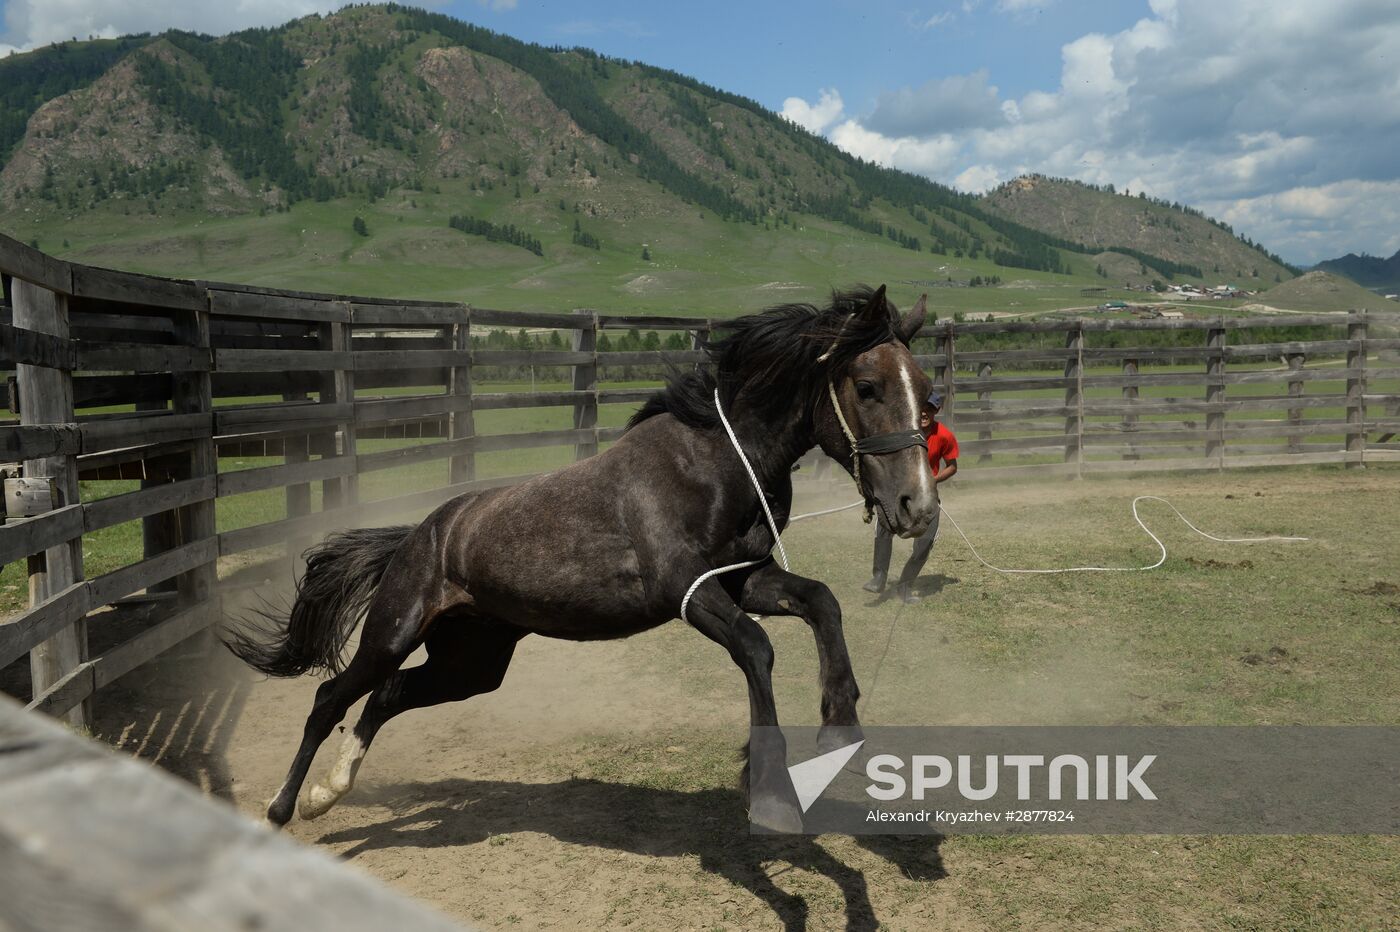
[65,467,1400,929]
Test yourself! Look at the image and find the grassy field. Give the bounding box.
[68,463,1400,930]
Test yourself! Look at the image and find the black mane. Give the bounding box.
[627,286,902,432]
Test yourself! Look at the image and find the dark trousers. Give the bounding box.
[872,510,942,586]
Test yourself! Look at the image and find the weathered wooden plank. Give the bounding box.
[0,581,90,669]
[210,370,323,397]
[214,348,353,372]
[85,539,219,608]
[352,349,471,370]
[471,307,582,329]
[79,412,212,454]
[954,375,1074,393]
[596,314,707,330]
[471,390,592,410]
[448,319,473,484]
[0,324,75,369]
[76,341,211,372]
[0,424,81,461]
[597,387,658,405]
[72,373,172,408]
[0,235,72,293]
[1222,340,1358,359]
[356,436,476,474]
[353,394,472,425]
[473,427,597,453]
[350,302,468,326]
[215,403,352,435]
[209,289,350,323]
[1080,345,1224,363]
[82,476,215,533]
[70,265,203,310]
[472,349,594,366]
[13,279,87,727]
[572,310,598,462]
[217,456,356,497]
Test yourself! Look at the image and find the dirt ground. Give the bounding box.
[64,467,1400,929]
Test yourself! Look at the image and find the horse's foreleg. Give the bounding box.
[685,577,803,833]
[739,564,863,755]
[301,621,522,820]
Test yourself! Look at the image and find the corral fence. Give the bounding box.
[2,232,1399,730]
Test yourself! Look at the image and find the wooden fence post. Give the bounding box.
[935,322,955,424]
[571,309,598,462]
[137,398,179,594]
[1205,322,1226,467]
[1064,324,1084,476]
[320,314,359,507]
[283,387,311,567]
[1346,310,1368,467]
[1122,357,1139,461]
[14,279,88,728]
[171,302,216,609]
[448,312,474,485]
[1286,354,1306,454]
[976,362,993,463]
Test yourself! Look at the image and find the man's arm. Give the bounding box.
[934,459,957,483]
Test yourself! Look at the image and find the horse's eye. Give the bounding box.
[855,380,876,401]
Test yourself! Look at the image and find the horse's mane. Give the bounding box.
[627,286,901,432]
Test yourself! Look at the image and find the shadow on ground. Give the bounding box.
[321,778,946,931]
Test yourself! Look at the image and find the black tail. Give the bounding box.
[224,525,414,677]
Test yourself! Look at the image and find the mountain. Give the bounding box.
[0,5,1296,313]
[1314,250,1400,292]
[1254,270,1389,313]
[981,174,1296,287]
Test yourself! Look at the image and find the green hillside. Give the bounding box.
[1255,271,1393,313]
[0,5,1297,316]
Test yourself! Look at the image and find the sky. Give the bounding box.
[3,0,1398,266]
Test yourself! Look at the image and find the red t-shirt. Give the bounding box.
[927,421,959,471]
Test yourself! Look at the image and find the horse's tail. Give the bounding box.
[224,525,414,677]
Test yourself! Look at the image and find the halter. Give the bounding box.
[824,378,927,524]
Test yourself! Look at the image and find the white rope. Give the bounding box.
[680,390,791,624]
[712,388,789,572]
[787,494,1310,574]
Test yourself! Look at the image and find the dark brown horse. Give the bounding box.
[227,285,937,832]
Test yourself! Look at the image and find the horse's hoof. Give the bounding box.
[299,784,339,821]
[817,723,866,756]
[265,797,294,828]
[750,795,805,834]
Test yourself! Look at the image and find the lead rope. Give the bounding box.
[679,389,791,624]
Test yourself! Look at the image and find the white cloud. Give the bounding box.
[781,89,845,134]
[793,0,1400,264]
[917,12,955,30]
[0,0,344,51]
[478,0,518,10]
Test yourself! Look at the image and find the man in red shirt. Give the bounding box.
[863,390,959,603]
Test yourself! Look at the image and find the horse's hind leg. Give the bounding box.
[300,620,523,820]
[266,585,443,826]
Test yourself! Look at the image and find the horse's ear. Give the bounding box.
[858,284,888,321]
[896,294,927,345]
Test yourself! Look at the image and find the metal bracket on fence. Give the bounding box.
[3,474,56,521]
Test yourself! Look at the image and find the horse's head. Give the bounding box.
[814,286,939,538]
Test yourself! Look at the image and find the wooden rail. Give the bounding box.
[2,232,1399,731]
[0,694,468,931]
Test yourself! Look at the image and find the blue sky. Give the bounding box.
[4,0,1398,266]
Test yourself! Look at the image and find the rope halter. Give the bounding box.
[824,379,927,524]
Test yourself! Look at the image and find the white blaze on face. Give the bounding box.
[896,354,933,500]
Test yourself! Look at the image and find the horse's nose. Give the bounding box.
[896,490,937,536]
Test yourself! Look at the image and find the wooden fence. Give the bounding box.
[2,232,1398,730]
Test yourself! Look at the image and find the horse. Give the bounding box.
[226,284,939,833]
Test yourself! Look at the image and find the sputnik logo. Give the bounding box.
[787,740,864,812]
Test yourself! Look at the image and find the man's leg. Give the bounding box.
[863,519,894,593]
[896,510,941,603]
